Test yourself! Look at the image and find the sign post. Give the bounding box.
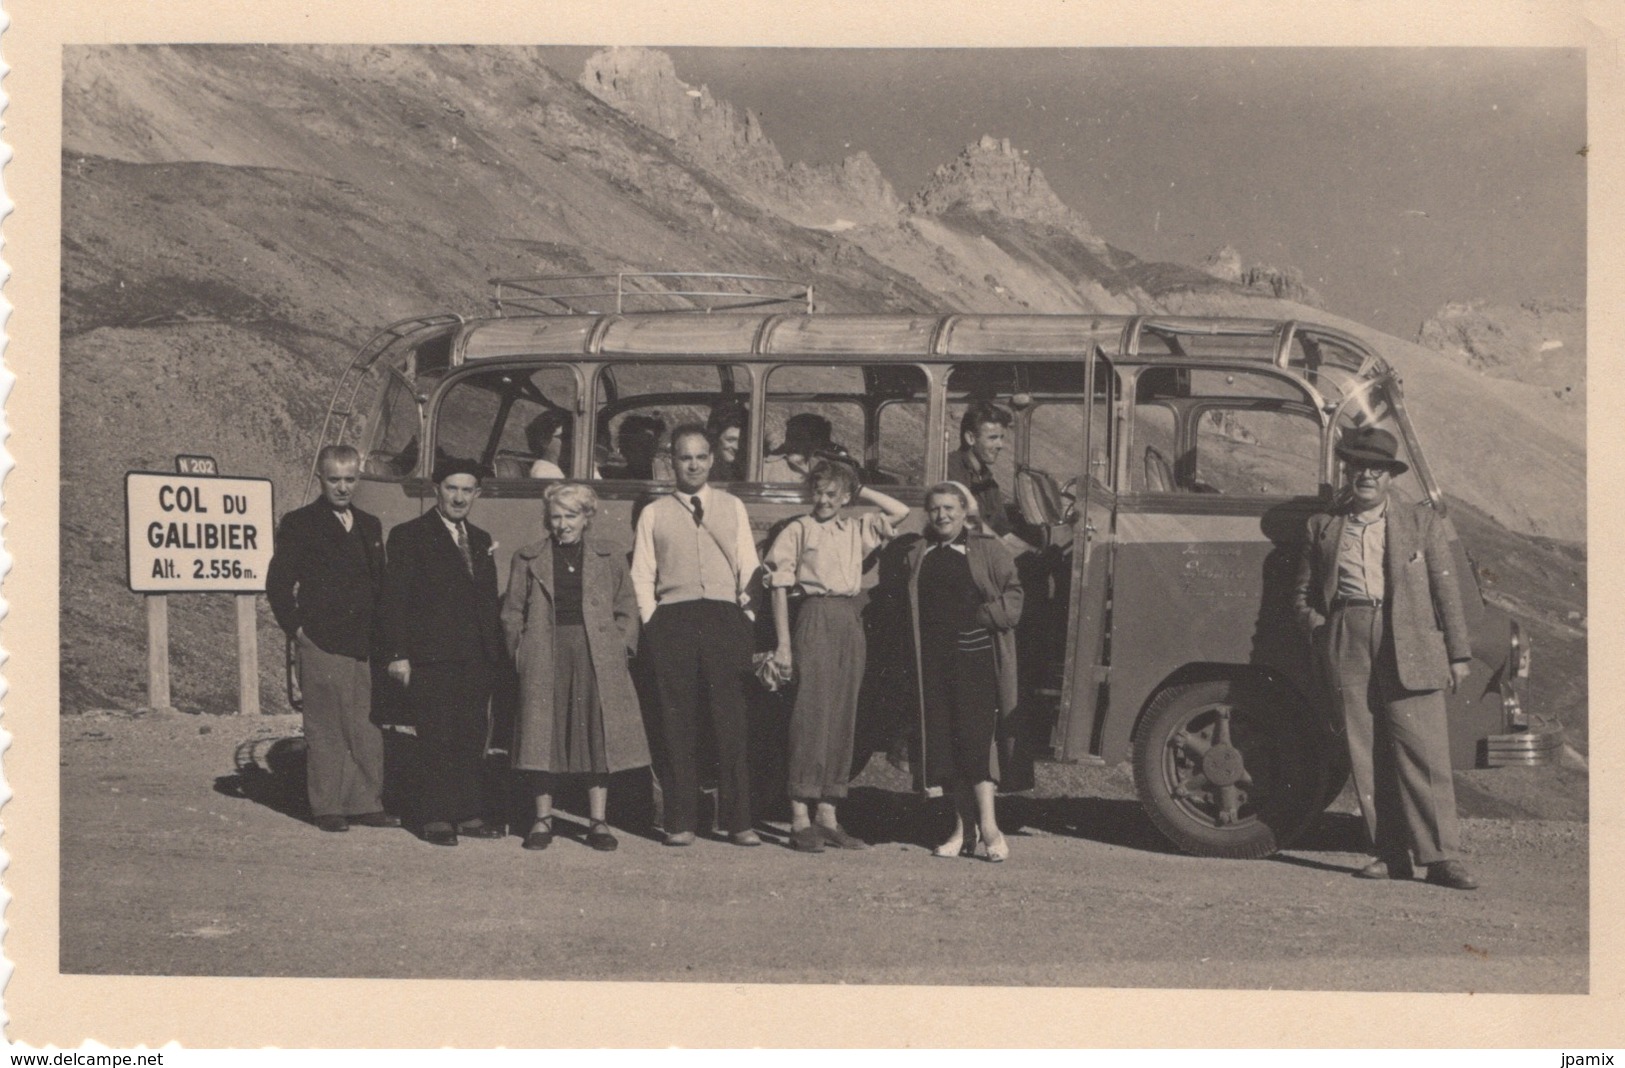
[126,470,275,714]
[146,594,172,711]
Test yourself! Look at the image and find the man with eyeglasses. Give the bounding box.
[1293,426,1478,890]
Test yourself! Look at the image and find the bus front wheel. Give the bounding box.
[1132,677,1329,859]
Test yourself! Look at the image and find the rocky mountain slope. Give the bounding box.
[1417,298,1585,404]
[60,44,1585,717]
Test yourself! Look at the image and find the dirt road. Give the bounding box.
[59,710,1586,993]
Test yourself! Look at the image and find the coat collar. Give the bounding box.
[518,533,613,597]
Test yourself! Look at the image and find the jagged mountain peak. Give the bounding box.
[580,46,784,180]
[908,135,1095,239]
[579,46,898,228]
[1199,245,1323,308]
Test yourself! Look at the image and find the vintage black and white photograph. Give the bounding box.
[9,0,1616,1048]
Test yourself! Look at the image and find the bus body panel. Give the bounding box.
[1092,499,1318,765]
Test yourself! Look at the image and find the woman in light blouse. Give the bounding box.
[765,461,911,852]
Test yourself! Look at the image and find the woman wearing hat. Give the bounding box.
[762,413,840,484]
[903,480,1023,862]
[501,482,651,853]
[1292,425,1477,890]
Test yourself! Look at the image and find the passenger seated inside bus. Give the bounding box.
[600,414,666,480]
[524,409,571,479]
[706,401,749,482]
[763,413,856,484]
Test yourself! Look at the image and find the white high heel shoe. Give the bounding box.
[982,832,1009,863]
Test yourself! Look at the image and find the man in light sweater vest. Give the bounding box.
[631,424,763,847]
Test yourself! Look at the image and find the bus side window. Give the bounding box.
[588,363,752,483]
[762,364,927,487]
[1193,407,1320,496]
[364,372,421,478]
[434,366,578,478]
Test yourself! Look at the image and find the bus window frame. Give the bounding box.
[425,359,588,481]
[587,360,757,484]
[760,361,934,488]
[360,364,428,483]
[1122,362,1327,501]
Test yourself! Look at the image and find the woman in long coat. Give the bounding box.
[500,482,651,852]
[905,481,1022,862]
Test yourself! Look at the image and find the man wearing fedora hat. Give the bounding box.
[1293,426,1477,889]
[376,457,507,846]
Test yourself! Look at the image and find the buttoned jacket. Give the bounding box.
[265,499,385,660]
[375,508,504,667]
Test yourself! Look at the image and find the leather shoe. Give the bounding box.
[585,820,619,852]
[1354,858,1414,880]
[457,820,505,840]
[348,811,401,828]
[789,825,825,853]
[314,814,349,833]
[422,822,458,847]
[523,817,554,851]
[1426,860,1479,890]
[816,824,869,851]
[662,830,696,847]
[729,829,764,847]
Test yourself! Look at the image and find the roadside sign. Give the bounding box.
[175,454,219,475]
[126,471,275,593]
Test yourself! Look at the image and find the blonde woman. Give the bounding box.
[765,461,910,852]
[501,482,650,851]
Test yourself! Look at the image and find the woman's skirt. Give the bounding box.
[919,622,999,788]
[787,596,866,800]
[549,623,609,775]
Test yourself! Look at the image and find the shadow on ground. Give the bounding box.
[212,736,1376,864]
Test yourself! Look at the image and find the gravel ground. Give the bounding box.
[58,710,1587,994]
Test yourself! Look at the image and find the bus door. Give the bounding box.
[1091,364,1328,765]
[1054,353,1116,763]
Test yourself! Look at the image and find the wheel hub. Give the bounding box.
[1201,744,1246,786]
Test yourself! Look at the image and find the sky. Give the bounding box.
[541,47,1585,338]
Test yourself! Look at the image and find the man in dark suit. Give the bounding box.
[1293,426,1477,890]
[376,458,506,846]
[267,445,397,833]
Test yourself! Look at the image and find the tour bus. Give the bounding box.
[310,273,1549,858]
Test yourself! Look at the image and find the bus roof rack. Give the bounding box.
[490,272,814,316]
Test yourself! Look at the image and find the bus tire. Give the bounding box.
[1132,677,1328,859]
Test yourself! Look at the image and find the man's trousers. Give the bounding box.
[406,659,495,827]
[296,637,385,819]
[645,599,754,836]
[1323,603,1462,866]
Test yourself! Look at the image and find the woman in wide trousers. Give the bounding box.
[765,460,911,852]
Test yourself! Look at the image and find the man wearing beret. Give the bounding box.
[376,458,506,846]
[1293,426,1478,890]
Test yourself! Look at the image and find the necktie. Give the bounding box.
[335,509,352,532]
[456,521,474,575]
[690,495,704,527]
